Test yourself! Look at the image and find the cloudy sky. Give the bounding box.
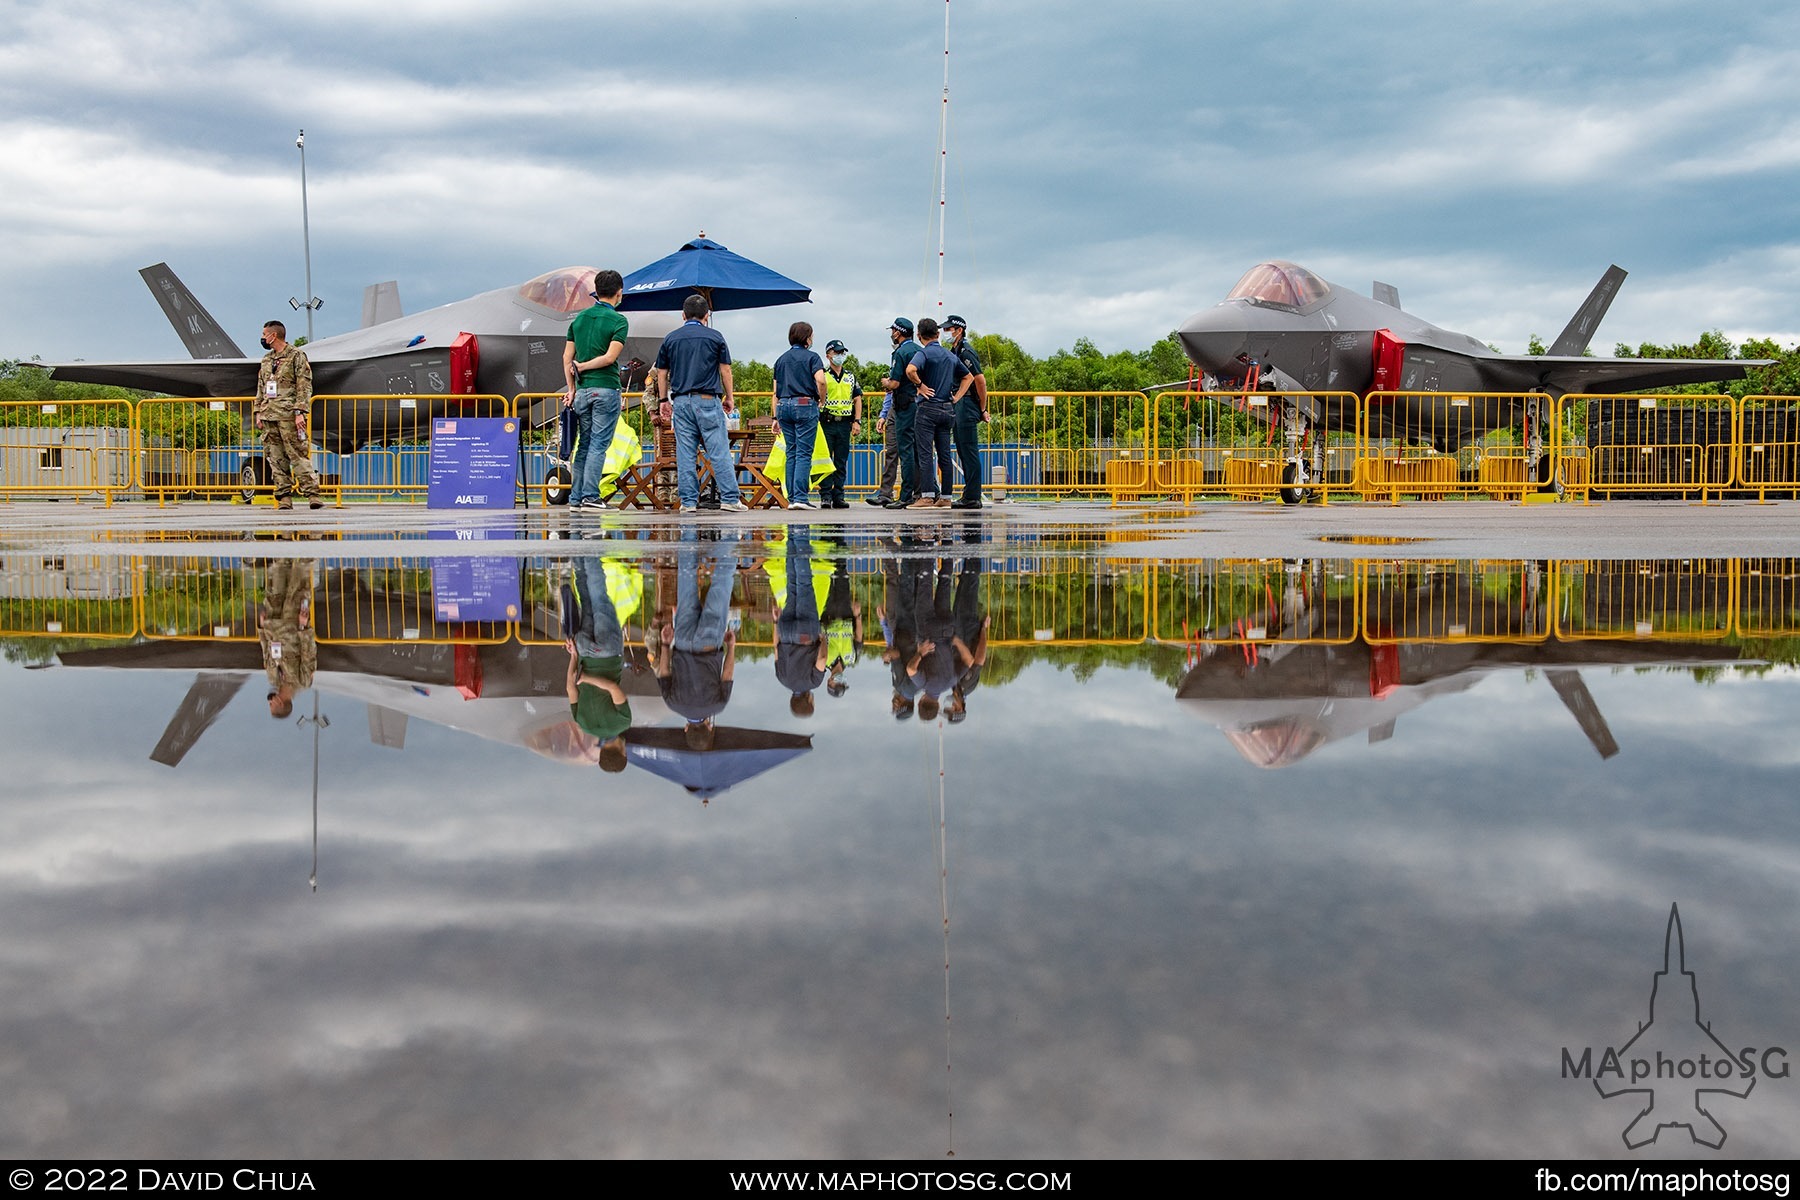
[3,0,1797,370]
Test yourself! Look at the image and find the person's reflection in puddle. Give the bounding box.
[946,544,988,725]
[258,558,316,720]
[773,527,829,718]
[655,530,740,750]
[562,558,632,772]
[822,558,863,701]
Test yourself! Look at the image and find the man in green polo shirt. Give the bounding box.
[563,269,631,509]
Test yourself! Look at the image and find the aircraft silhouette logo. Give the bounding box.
[1589,905,1755,1149]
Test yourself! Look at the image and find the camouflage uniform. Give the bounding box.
[255,343,322,501]
[259,560,317,697]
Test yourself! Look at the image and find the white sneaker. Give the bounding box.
[679,504,698,514]
[788,500,817,510]
[718,500,749,512]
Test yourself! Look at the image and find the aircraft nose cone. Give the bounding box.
[1178,303,1249,377]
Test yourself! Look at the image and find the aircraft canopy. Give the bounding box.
[518,266,599,313]
[1226,261,1330,309]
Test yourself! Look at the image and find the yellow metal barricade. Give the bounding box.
[1354,391,1567,501]
[0,553,140,639]
[302,393,513,503]
[0,398,138,504]
[1734,396,1800,499]
[1553,559,1733,641]
[140,558,262,640]
[981,391,1153,498]
[1565,394,1734,502]
[515,390,660,505]
[135,397,257,503]
[1152,558,1360,646]
[1362,559,1555,644]
[1734,558,1800,638]
[307,560,513,644]
[1151,389,1359,503]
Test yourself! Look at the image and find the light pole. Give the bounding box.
[291,130,322,342]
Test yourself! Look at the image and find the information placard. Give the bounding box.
[427,417,518,509]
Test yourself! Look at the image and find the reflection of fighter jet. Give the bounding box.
[48,264,679,487]
[1176,262,1768,501]
[54,568,669,768]
[1176,561,1742,767]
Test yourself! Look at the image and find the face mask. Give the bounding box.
[829,353,845,368]
[260,338,272,350]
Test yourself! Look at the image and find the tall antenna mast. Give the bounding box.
[934,0,952,315]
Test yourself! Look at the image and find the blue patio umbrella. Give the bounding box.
[622,725,813,800]
[617,234,811,312]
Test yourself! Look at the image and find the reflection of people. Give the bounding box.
[910,558,961,719]
[943,315,989,509]
[656,533,740,747]
[772,322,827,510]
[819,339,863,509]
[655,294,748,515]
[258,559,316,718]
[879,552,923,720]
[905,318,972,509]
[255,320,323,510]
[822,559,863,698]
[773,531,829,716]
[945,553,989,723]
[563,559,632,772]
[880,317,922,509]
[563,269,630,509]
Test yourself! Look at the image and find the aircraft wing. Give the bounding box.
[45,358,259,397]
[1521,354,1770,396]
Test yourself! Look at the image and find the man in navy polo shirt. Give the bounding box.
[881,317,923,509]
[654,294,748,514]
[904,317,972,508]
[943,314,989,508]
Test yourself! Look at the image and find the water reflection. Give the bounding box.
[4,547,1800,1157]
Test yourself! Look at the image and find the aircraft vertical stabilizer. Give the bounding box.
[1548,266,1627,357]
[1372,282,1401,309]
[362,282,403,329]
[138,264,246,359]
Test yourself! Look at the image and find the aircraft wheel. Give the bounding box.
[239,458,270,503]
[1535,457,1563,496]
[544,466,573,506]
[1280,462,1308,505]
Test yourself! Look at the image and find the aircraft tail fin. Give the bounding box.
[1372,281,1401,310]
[1548,266,1627,357]
[361,281,403,328]
[138,263,246,359]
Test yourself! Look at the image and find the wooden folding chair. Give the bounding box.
[734,418,786,509]
[614,416,680,510]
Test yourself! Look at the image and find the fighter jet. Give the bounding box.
[48,264,678,496]
[1175,559,1748,767]
[1176,261,1768,501]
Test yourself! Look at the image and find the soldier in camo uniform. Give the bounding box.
[259,559,317,719]
[255,320,323,510]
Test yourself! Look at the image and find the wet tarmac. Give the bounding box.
[3,500,1799,1159]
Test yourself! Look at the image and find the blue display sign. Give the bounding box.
[427,417,518,509]
[429,529,522,622]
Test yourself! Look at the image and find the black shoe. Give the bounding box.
[883,499,914,510]
[949,499,981,509]
[864,496,891,506]
[831,500,850,509]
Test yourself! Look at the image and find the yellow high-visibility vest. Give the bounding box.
[823,371,857,418]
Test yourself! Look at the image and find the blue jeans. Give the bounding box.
[572,557,623,658]
[775,399,821,505]
[570,387,621,505]
[675,536,738,650]
[672,393,742,508]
